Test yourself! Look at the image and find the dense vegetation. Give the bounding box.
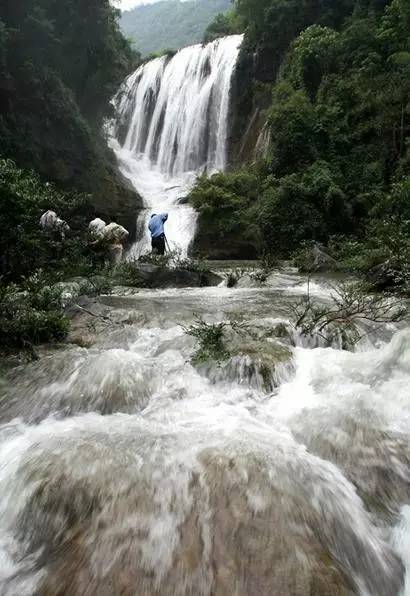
[0,159,92,281]
[120,0,231,56]
[0,0,139,219]
[0,1,143,351]
[192,0,410,292]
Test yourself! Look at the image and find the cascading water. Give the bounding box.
[109,35,243,257]
[0,269,409,595]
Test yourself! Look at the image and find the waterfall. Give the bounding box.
[109,35,243,257]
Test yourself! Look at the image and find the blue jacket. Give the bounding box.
[148,213,168,238]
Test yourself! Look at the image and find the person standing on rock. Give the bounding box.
[149,213,168,255]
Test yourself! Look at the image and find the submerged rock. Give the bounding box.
[199,340,294,392]
[5,418,403,596]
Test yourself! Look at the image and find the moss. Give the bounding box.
[231,341,292,366]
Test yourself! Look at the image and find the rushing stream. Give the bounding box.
[0,270,409,595]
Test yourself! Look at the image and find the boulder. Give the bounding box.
[199,340,294,392]
[366,260,400,291]
[128,263,222,288]
[298,243,339,273]
[192,226,259,260]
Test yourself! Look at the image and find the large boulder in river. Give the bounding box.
[129,263,222,288]
[9,418,403,596]
[199,340,294,392]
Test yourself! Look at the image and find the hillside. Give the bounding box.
[0,0,142,250]
[120,0,231,56]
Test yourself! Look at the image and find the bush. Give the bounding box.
[0,159,89,281]
[0,272,69,350]
[184,318,229,364]
[188,169,261,257]
[342,217,410,294]
[259,161,350,256]
[284,280,407,349]
[203,10,245,42]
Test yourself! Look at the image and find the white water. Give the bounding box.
[109,35,243,257]
[0,272,409,594]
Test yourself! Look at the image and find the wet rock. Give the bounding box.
[298,243,339,273]
[8,423,403,596]
[68,331,95,348]
[366,260,402,291]
[0,347,156,423]
[236,272,263,288]
[200,340,294,392]
[271,322,295,342]
[127,263,222,288]
[292,411,410,521]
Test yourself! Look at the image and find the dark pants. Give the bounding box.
[152,234,166,255]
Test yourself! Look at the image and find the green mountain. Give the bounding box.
[120,0,231,56]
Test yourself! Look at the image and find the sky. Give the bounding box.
[118,0,159,9]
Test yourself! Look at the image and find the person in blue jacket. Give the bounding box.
[148,213,168,255]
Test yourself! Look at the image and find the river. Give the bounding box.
[0,269,408,595]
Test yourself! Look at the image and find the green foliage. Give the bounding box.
[189,170,261,257]
[184,318,229,364]
[0,0,138,205]
[0,272,69,349]
[268,82,318,174]
[204,10,245,42]
[285,25,340,97]
[0,159,92,280]
[259,161,350,255]
[109,261,147,288]
[137,251,176,269]
[120,0,231,57]
[191,0,410,282]
[342,217,410,293]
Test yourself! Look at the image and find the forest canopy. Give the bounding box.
[0,0,138,203]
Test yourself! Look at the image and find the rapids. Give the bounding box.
[109,35,243,258]
[0,270,409,595]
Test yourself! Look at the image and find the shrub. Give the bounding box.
[0,159,89,281]
[110,261,147,287]
[284,280,407,348]
[0,272,69,350]
[184,318,229,364]
[331,209,410,295]
[259,161,350,256]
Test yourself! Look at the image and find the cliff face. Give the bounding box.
[89,152,143,241]
[227,44,278,168]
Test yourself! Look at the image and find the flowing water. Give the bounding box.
[0,270,409,595]
[109,35,243,257]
